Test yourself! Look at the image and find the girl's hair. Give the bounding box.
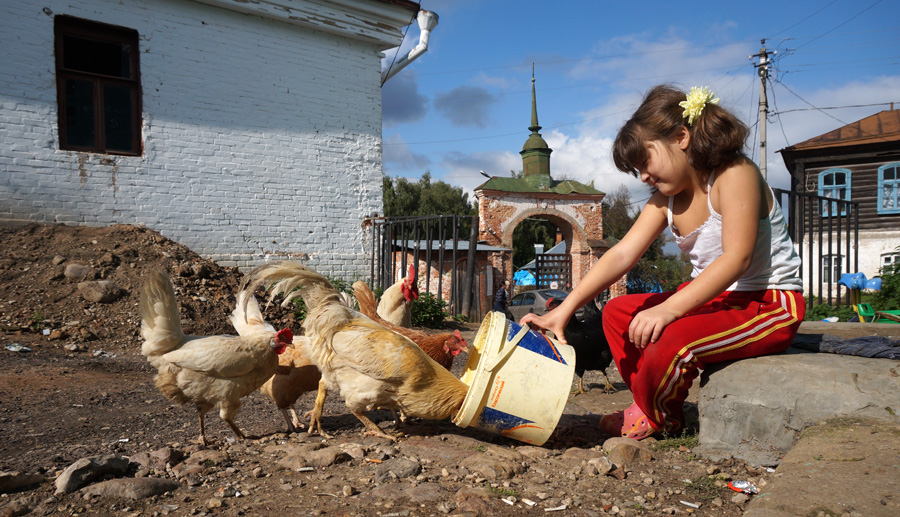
[612,85,749,181]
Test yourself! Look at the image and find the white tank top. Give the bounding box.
[667,176,803,292]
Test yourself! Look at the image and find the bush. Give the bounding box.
[803,300,858,322]
[870,249,900,311]
[411,292,449,328]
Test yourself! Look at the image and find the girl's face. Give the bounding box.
[637,129,692,195]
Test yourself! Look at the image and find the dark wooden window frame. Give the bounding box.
[54,15,142,156]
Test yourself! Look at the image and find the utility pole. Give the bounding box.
[750,40,775,180]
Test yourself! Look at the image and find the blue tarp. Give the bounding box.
[514,269,535,286]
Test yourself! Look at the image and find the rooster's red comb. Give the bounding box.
[275,328,293,344]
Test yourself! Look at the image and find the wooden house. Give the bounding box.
[779,109,900,295]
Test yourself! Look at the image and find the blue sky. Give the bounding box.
[380,0,899,209]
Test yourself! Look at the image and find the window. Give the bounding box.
[817,168,851,217]
[822,254,843,284]
[882,253,900,268]
[55,16,141,155]
[877,163,900,215]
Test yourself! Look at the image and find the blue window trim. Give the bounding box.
[877,162,900,215]
[817,168,851,217]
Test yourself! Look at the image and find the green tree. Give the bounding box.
[383,171,476,217]
[512,218,556,269]
[600,186,690,293]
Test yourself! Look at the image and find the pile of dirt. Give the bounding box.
[0,223,299,350]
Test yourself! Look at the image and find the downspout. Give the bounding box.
[381,10,439,84]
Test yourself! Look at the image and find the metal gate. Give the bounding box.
[772,188,859,312]
[365,215,480,319]
[535,253,571,290]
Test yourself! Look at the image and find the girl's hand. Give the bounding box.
[628,305,679,349]
[519,309,569,344]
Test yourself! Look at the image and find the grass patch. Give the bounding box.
[683,475,725,503]
[650,429,699,452]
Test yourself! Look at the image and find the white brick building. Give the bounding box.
[0,0,420,276]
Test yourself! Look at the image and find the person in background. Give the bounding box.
[521,84,805,440]
[493,279,510,313]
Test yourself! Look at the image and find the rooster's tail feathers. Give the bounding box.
[352,281,378,318]
[240,261,339,313]
[230,290,276,336]
[139,270,186,357]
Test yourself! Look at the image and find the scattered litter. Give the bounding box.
[72,404,84,408]
[766,467,776,473]
[5,344,31,353]
[501,498,515,506]
[42,329,51,336]
[522,498,537,507]
[118,438,130,443]
[820,316,839,322]
[92,350,116,358]
[295,467,315,472]
[680,501,700,509]
[365,458,382,464]
[728,480,758,494]
[544,505,567,512]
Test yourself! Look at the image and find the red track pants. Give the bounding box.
[601,286,805,433]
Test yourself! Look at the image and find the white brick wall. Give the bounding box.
[0,0,390,277]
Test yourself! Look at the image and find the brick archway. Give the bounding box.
[475,189,614,293]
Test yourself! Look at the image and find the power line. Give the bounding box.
[766,0,840,40]
[770,102,897,116]
[792,0,885,51]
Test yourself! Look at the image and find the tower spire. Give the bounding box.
[521,64,552,184]
[530,63,540,132]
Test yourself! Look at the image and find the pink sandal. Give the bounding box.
[599,402,655,440]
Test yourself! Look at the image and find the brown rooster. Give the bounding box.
[353,280,468,371]
[376,264,419,327]
[256,336,322,433]
[139,270,293,445]
[241,261,469,441]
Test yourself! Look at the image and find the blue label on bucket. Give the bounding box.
[477,407,544,436]
[506,321,569,365]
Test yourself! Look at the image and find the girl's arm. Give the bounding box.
[519,193,668,342]
[628,161,763,348]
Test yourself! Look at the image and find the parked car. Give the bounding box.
[504,289,585,322]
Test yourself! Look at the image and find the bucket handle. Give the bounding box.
[485,325,530,372]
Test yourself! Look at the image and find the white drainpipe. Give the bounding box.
[381,10,439,84]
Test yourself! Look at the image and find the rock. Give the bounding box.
[698,348,900,465]
[458,453,525,480]
[54,455,130,495]
[64,263,93,281]
[0,471,46,493]
[98,252,120,267]
[52,255,66,265]
[130,447,184,471]
[374,458,421,483]
[81,477,181,499]
[603,438,653,466]
[77,281,126,303]
[192,263,213,279]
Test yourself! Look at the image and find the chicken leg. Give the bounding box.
[351,410,398,442]
[305,380,332,439]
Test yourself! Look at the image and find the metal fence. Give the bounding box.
[366,215,480,318]
[772,188,859,312]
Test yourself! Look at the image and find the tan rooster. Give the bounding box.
[139,270,293,445]
[241,261,469,441]
[353,280,467,371]
[376,264,419,327]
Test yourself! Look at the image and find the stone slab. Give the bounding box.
[698,347,900,466]
[744,418,900,517]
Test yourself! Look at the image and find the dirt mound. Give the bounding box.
[0,223,298,350]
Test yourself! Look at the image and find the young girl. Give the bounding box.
[520,85,805,439]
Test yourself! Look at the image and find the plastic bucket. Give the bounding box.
[452,311,575,446]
